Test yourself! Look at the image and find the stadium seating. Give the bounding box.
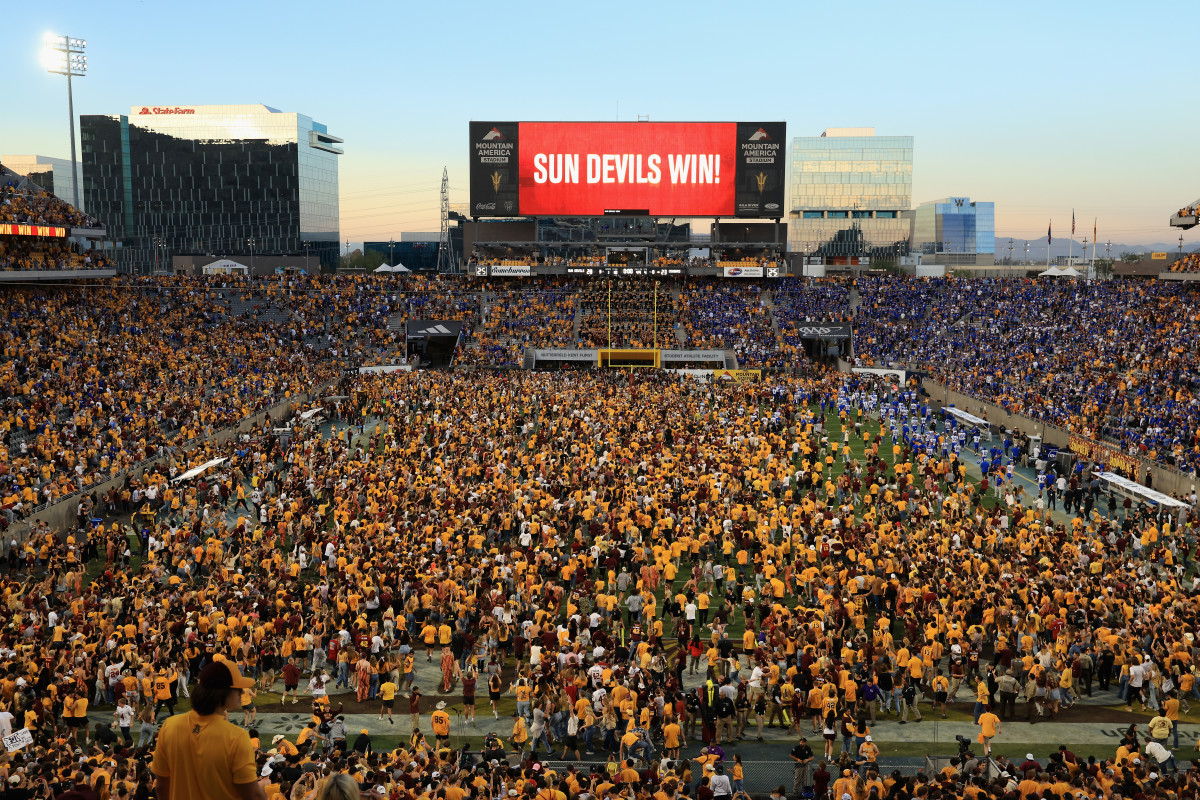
[676,280,780,367]
[1170,252,1200,272]
[853,277,1200,475]
[0,236,113,271]
[0,180,101,228]
[0,275,399,522]
[577,279,676,348]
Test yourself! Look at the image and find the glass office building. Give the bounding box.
[788,128,913,259]
[81,104,342,272]
[911,197,995,267]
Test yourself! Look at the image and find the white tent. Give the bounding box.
[373,264,394,273]
[203,259,250,275]
[392,262,412,273]
[1038,266,1081,277]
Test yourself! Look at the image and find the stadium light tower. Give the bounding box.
[41,33,87,212]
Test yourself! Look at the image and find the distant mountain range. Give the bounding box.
[992,237,1199,261]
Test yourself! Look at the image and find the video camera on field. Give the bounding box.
[955,734,974,759]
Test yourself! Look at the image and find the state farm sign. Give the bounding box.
[138,107,195,115]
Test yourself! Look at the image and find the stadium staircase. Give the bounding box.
[762,289,785,347]
[570,294,582,343]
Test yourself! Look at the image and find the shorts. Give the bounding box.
[285,684,298,692]
[565,734,578,749]
[242,704,254,711]
[934,692,947,703]
[383,700,394,709]
[823,732,836,742]
[490,690,501,702]
[463,695,476,707]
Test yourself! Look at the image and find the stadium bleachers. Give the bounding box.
[577,279,676,348]
[676,280,779,367]
[0,181,101,229]
[0,164,110,272]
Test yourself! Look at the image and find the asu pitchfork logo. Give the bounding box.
[755,172,768,194]
[490,171,503,194]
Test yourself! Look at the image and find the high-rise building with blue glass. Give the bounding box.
[911,196,995,267]
[81,104,342,272]
[788,127,913,260]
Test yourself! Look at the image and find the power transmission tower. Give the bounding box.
[436,167,456,273]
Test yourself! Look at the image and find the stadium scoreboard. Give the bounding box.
[470,121,786,219]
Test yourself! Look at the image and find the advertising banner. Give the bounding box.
[470,121,785,218]
[469,121,521,217]
[734,122,786,218]
[659,350,727,363]
[1068,435,1141,480]
[713,369,762,383]
[791,324,853,340]
[722,265,764,278]
[489,265,531,277]
[530,349,598,362]
[1151,252,1168,260]
[405,320,463,339]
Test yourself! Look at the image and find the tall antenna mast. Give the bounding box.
[436,167,455,273]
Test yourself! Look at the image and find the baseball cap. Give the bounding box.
[1026,753,1034,760]
[198,660,254,690]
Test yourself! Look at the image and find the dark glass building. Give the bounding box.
[81,104,342,272]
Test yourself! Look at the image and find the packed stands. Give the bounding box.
[0,179,101,228]
[1170,252,1200,272]
[676,279,780,367]
[458,280,577,366]
[0,165,111,273]
[0,275,402,524]
[0,236,113,271]
[853,277,1200,475]
[770,278,851,364]
[577,278,676,348]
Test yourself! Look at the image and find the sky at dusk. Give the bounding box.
[3,0,1197,247]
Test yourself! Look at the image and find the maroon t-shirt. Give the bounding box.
[282,663,301,686]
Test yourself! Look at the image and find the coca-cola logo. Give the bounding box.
[139,106,195,115]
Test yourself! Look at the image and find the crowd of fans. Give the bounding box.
[0,237,113,271]
[1171,253,1200,273]
[0,363,1198,800]
[852,278,1200,476]
[577,280,677,349]
[0,182,101,229]
[0,275,443,524]
[676,281,781,368]
[460,282,577,367]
